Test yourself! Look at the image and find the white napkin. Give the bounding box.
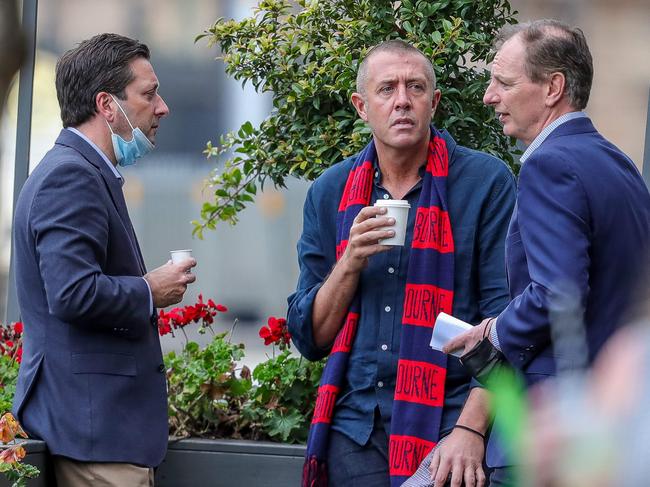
[430,312,472,358]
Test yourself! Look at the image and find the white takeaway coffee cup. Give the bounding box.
[374,199,410,246]
[170,249,193,265]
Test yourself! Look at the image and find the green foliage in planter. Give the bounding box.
[0,460,41,487]
[166,332,253,439]
[164,326,324,443]
[193,0,518,235]
[245,349,324,443]
[0,356,18,415]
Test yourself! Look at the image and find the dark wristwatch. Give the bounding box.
[459,337,507,384]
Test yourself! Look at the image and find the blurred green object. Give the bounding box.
[486,365,528,486]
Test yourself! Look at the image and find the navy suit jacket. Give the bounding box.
[487,116,650,467]
[12,129,168,467]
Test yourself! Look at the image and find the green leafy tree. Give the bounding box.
[194,0,517,235]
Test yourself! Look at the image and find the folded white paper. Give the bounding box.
[430,312,473,358]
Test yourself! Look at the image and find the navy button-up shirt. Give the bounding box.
[288,130,516,445]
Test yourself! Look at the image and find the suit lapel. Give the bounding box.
[104,175,148,275]
[55,130,147,275]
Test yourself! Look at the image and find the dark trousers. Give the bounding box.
[327,420,500,487]
[327,421,390,487]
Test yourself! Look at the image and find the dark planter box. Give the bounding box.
[0,440,52,487]
[155,438,306,487]
[0,438,305,486]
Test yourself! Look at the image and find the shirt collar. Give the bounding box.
[66,127,123,184]
[372,127,453,184]
[520,111,587,163]
[372,160,427,185]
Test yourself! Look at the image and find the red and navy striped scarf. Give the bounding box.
[303,126,455,487]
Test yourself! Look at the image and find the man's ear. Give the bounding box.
[431,89,442,117]
[350,92,368,122]
[96,92,115,122]
[545,72,566,108]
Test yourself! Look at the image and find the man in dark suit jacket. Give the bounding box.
[12,33,196,486]
[444,19,650,485]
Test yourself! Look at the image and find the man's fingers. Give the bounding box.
[351,216,395,237]
[429,449,441,480]
[442,335,465,354]
[433,457,451,486]
[475,466,486,487]
[450,461,464,487]
[353,205,388,224]
[462,465,477,487]
[354,228,396,245]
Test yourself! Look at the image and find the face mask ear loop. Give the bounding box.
[109,94,136,131]
[105,119,116,135]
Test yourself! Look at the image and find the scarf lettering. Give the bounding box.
[389,435,435,477]
[394,360,446,406]
[403,284,453,327]
[413,206,454,252]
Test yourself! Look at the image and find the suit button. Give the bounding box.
[158,364,165,373]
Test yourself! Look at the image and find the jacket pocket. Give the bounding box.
[71,352,136,376]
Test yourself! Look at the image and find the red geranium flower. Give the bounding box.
[157,296,228,337]
[259,317,291,348]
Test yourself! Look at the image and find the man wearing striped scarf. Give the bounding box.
[288,40,516,487]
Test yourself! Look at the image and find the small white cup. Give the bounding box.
[374,199,410,246]
[170,249,193,265]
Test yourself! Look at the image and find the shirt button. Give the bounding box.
[381,344,388,351]
[388,267,395,274]
[377,381,384,388]
[383,194,389,199]
[384,306,391,312]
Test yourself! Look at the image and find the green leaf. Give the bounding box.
[264,410,303,442]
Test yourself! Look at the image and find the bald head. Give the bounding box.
[356,40,436,97]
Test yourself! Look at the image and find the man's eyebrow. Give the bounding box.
[143,80,160,91]
[492,72,513,83]
[376,75,427,84]
[376,76,397,84]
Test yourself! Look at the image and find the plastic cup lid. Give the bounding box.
[374,199,411,208]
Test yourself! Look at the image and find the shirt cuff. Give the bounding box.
[489,317,502,351]
[143,277,154,314]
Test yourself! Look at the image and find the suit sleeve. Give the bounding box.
[287,184,335,361]
[30,161,152,336]
[495,153,591,368]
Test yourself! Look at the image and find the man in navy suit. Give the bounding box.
[444,19,650,485]
[12,34,196,486]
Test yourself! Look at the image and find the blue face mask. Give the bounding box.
[106,95,155,167]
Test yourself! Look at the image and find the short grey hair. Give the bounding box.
[495,19,593,110]
[356,40,436,96]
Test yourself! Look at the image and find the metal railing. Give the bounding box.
[5,0,38,323]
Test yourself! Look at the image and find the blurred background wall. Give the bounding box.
[1,0,648,361]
